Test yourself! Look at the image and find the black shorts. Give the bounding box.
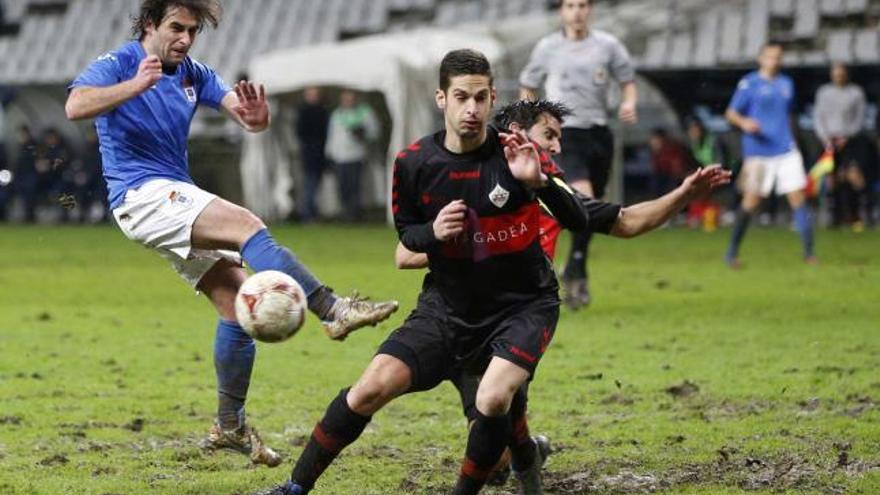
[377,291,559,393]
[560,126,615,197]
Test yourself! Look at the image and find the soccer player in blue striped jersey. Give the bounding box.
[66,0,398,466]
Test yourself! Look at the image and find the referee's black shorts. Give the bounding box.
[376,291,559,394]
[559,126,614,198]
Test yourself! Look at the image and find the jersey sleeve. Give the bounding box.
[609,38,635,84]
[69,53,123,90]
[577,192,622,235]
[519,38,551,90]
[535,177,587,232]
[193,61,231,110]
[392,155,437,252]
[728,78,752,115]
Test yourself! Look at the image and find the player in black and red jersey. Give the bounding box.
[393,98,730,490]
[251,49,587,495]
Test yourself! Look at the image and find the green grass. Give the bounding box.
[0,224,877,495]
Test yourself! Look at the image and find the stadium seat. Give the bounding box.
[667,33,693,68]
[718,8,744,63]
[854,28,879,62]
[770,0,795,16]
[826,28,854,62]
[692,9,720,67]
[793,0,820,38]
[744,0,769,58]
[820,0,847,16]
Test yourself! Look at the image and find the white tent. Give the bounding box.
[242,28,508,221]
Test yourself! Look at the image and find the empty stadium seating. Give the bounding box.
[0,0,550,85]
[638,0,880,69]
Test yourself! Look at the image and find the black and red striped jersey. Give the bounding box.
[392,128,586,324]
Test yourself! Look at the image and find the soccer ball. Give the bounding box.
[235,271,307,343]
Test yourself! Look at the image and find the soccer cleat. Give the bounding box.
[322,292,399,340]
[513,435,552,495]
[250,481,307,495]
[201,423,282,467]
[562,277,590,310]
[724,255,743,270]
[804,255,819,265]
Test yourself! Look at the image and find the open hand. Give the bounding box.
[233,81,269,130]
[682,165,732,200]
[500,131,546,188]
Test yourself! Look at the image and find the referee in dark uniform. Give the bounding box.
[520,0,638,309]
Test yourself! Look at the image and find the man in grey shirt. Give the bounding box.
[814,63,876,227]
[520,0,637,309]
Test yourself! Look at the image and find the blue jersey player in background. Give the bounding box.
[65,0,398,466]
[724,41,816,267]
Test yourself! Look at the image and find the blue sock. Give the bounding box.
[214,319,255,430]
[793,205,815,258]
[241,229,338,318]
[726,209,751,262]
[282,481,307,495]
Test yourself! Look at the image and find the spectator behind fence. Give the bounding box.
[14,125,39,222]
[296,86,330,223]
[649,128,692,197]
[685,118,726,229]
[36,128,69,219]
[814,63,877,228]
[325,89,379,222]
[61,130,105,223]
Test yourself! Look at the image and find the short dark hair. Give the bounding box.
[761,40,784,52]
[438,49,493,92]
[493,99,573,130]
[132,0,222,40]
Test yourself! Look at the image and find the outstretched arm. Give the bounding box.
[66,55,162,120]
[221,81,270,132]
[611,165,731,238]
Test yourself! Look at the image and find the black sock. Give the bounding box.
[454,411,512,495]
[508,389,535,472]
[307,286,337,321]
[726,209,752,261]
[291,389,370,490]
[563,229,592,280]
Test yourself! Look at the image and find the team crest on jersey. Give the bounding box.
[183,77,197,103]
[489,184,510,208]
[593,67,609,85]
[168,191,194,207]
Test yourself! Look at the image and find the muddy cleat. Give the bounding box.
[514,435,552,495]
[562,277,590,311]
[322,292,398,340]
[250,481,307,495]
[201,423,282,467]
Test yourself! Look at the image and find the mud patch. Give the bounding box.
[665,381,699,399]
[544,449,880,494]
[37,453,69,466]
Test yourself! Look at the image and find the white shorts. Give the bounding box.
[112,179,242,287]
[738,150,808,197]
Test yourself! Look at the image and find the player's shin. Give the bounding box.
[563,229,591,281]
[793,205,815,258]
[454,411,512,495]
[508,389,536,472]
[240,229,337,319]
[291,388,371,491]
[214,319,256,429]
[726,209,752,263]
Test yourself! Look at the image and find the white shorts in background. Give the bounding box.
[738,150,808,197]
[112,179,242,287]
